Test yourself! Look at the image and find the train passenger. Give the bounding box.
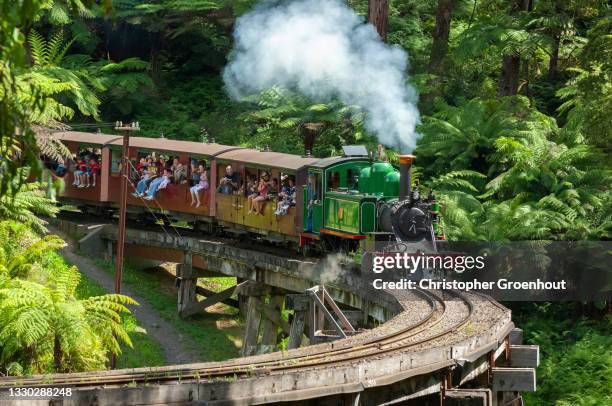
[249,171,270,215]
[218,165,238,194]
[172,158,187,184]
[86,158,99,187]
[162,155,172,171]
[158,157,167,174]
[189,165,209,207]
[55,162,67,177]
[143,168,171,200]
[136,157,147,173]
[275,177,296,216]
[305,173,317,232]
[148,156,159,176]
[133,168,153,197]
[74,157,87,188]
[268,178,279,197]
[245,174,258,210]
[190,161,200,186]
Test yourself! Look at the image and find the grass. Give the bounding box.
[92,257,243,361]
[75,271,166,368]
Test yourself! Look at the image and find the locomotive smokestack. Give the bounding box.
[399,154,415,199]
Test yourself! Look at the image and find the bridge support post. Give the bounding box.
[259,293,284,353]
[242,295,263,357]
[177,251,197,316]
[286,294,310,349]
[237,277,248,319]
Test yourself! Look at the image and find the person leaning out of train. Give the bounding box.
[143,168,172,200]
[249,171,270,215]
[189,165,209,207]
[133,168,154,197]
[275,176,296,216]
[218,165,239,194]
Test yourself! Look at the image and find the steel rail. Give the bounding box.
[0,290,478,388]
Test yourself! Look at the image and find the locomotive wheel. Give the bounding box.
[301,242,314,257]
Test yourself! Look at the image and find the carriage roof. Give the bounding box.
[53,131,329,171]
[53,131,240,156]
[206,149,321,171]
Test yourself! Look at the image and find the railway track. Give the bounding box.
[3,215,518,405]
[0,289,502,389]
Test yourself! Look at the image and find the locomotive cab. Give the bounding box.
[300,150,444,254]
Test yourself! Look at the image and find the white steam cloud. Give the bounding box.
[223,0,421,152]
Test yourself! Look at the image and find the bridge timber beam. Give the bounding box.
[97,224,397,322]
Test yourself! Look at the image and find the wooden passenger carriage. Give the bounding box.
[53,131,318,243]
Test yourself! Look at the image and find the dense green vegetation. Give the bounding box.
[8,0,607,242]
[0,219,136,374]
[0,0,609,401]
[514,303,611,405]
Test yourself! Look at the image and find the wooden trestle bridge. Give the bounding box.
[0,217,539,406]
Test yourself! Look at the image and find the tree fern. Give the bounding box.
[0,177,59,234]
[0,230,138,374]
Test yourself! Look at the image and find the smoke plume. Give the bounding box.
[223,0,421,152]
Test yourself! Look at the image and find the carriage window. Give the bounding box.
[111,149,122,173]
[327,171,340,190]
[347,169,358,190]
[308,172,321,202]
[68,147,102,188]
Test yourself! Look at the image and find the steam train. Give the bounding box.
[49,131,444,253]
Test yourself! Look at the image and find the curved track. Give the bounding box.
[0,289,509,389]
[0,216,515,404]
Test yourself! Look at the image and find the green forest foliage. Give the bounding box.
[11,0,605,243]
[0,0,610,392]
[0,220,137,375]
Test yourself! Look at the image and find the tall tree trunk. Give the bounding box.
[548,34,560,80]
[521,58,530,98]
[429,0,457,75]
[149,31,163,81]
[368,0,389,42]
[499,0,531,96]
[548,0,563,80]
[499,55,521,96]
